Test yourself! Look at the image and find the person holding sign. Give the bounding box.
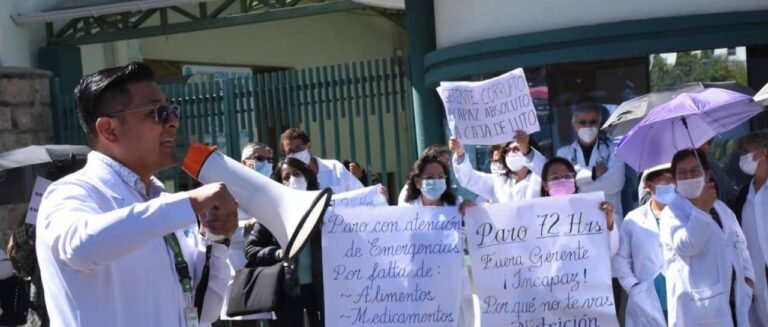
[540,157,619,255]
[613,164,674,326]
[659,148,754,327]
[244,157,324,327]
[400,154,478,327]
[449,130,546,203]
[556,103,626,222]
[397,144,453,205]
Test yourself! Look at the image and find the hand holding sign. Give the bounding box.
[437,68,540,145]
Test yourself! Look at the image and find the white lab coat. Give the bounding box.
[36,152,230,327]
[660,197,754,327]
[741,181,768,326]
[556,140,626,225]
[613,203,667,327]
[452,149,546,203]
[314,158,364,193]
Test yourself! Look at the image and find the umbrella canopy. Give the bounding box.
[756,82,768,106]
[0,145,90,205]
[0,144,90,170]
[602,81,755,136]
[615,88,763,172]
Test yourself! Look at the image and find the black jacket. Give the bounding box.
[243,223,324,308]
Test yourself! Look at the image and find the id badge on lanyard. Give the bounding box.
[185,305,200,327]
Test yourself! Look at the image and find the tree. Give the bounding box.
[649,50,748,92]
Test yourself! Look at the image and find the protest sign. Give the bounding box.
[25,176,53,225]
[322,206,464,326]
[464,192,618,327]
[330,184,388,208]
[437,68,540,145]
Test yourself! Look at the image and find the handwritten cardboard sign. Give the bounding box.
[331,184,388,208]
[322,206,464,326]
[437,68,540,145]
[25,176,53,225]
[464,192,618,327]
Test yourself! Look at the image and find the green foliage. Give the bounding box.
[650,50,747,92]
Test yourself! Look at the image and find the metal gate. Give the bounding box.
[52,56,416,195]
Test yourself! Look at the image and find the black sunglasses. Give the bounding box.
[248,155,273,164]
[105,103,181,124]
[577,119,599,126]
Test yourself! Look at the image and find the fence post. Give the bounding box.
[222,78,240,158]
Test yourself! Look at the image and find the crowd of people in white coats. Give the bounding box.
[3,61,767,327]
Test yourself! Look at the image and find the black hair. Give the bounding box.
[74,62,155,139]
[271,157,320,191]
[499,138,541,178]
[540,157,578,197]
[405,155,457,205]
[671,148,709,179]
[644,168,672,185]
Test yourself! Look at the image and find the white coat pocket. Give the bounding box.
[625,280,666,327]
[687,285,729,325]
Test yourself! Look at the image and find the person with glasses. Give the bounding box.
[613,164,674,327]
[35,62,238,327]
[556,103,626,223]
[219,142,277,324]
[659,148,754,327]
[279,128,363,193]
[449,130,546,203]
[241,142,274,178]
[730,131,768,326]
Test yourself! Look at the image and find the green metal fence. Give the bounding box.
[52,56,415,197]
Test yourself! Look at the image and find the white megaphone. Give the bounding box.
[182,143,332,260]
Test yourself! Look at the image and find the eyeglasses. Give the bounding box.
[547,173,575,182]
[577,120,599,126]
[421,175,446,180]
[246,155,273,164]
[675,168,704,180]
[105,103,181,124]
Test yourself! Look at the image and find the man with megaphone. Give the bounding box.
[36,62,238,327]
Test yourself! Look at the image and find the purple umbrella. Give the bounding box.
[615,88,764,172]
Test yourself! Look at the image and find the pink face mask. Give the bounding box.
[547,179,576,196]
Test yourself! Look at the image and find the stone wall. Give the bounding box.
[0,67,53,249]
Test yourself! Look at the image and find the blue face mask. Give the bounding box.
[420,179,447,201]
[253,161,273,177]
[653,183,676,205]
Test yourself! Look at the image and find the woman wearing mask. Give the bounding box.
[659,148,754,327]
[731,131,768,326]
[244,158,324,327]
[613,164,675,326]
[539,157,619,255]
[449,130,546,203]
[403,155,458,206]
[401,155,477,326]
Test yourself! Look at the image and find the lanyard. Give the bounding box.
[163,233,199,327]
[163,233,193,296]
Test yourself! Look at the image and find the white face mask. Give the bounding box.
[286,176,308,191]
[288,149,311,165]
[676,177,705,199]
[577,127,599,143]
[653,183,677,205]
[490,162,507,175]
[739,152,759,176]
[505,152,526,172]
